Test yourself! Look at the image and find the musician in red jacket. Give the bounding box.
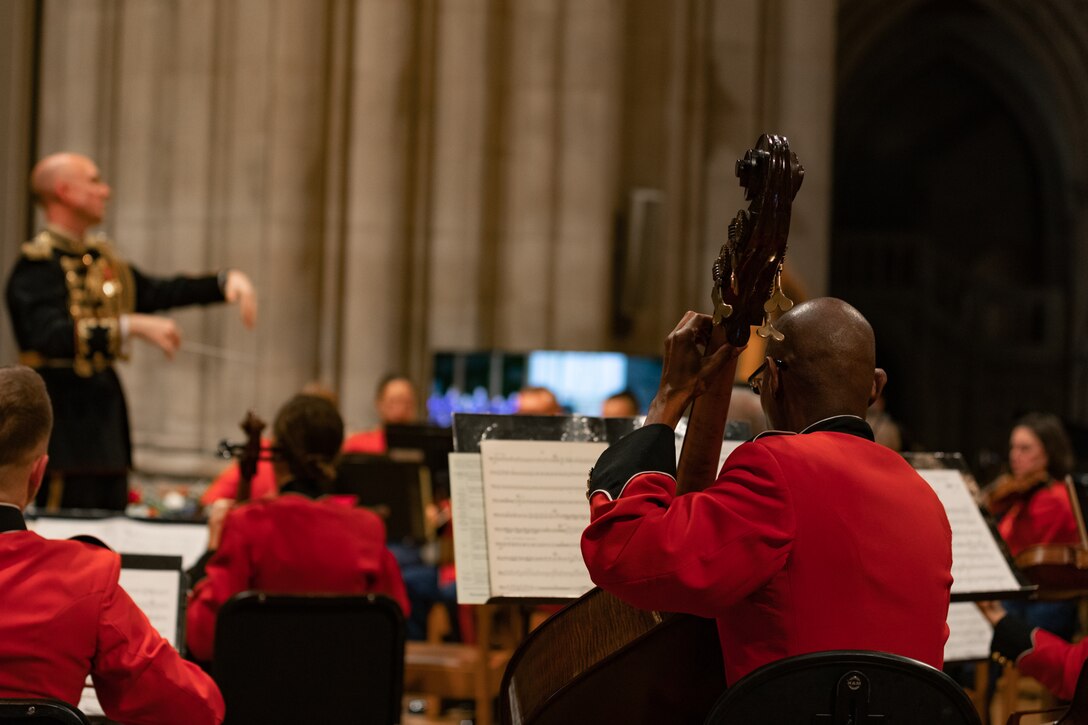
[582,298,953,685]
[980,600,1087,701]
[187,394,409,663]
[0,366,224,724]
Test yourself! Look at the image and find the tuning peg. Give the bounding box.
[764,289,794,314]
[711,285,733,324]
[756,319,784,342]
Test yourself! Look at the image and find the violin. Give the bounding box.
[984,472,1050,516]
[500,134,804,724]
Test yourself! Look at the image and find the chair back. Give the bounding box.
[212,592,405,725]
[704,650,981,725]
[0,699,89,725]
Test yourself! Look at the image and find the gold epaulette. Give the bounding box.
[20,231,55,261]
[86,232,114,255]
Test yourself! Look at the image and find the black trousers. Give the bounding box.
[36,471,129,512]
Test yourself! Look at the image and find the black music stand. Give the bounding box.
[334,455,432,545]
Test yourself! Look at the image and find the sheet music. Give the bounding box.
[480,440,607,599]
[917,468,1021,594]
[29,516,207,569]
[944,602,993,662]
[78,564,183,718]
[448,452,493,604]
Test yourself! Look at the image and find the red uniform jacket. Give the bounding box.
[1018,629,1088,700]
[581,419,953,685]
[996,481,1079,557]
[186,492,409,662]
[341,428,386,455]
[0,506,223,724]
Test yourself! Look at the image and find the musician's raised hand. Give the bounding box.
[646,311,742,428]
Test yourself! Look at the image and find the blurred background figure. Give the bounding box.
[727,385,767,438]
[601,389,640,417]
[515,386,562,415]
[200,381,340,506]
[985,412,1080,640]
[186,393,409,664]
[342,374,419,454]
[866,392,903,452]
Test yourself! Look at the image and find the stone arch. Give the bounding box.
[834,0,1088,467]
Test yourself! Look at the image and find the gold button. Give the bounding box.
[82,254,93,266]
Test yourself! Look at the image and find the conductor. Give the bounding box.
[6,152,257,511]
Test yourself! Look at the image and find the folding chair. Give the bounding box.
[0,699,89,725]
[704,650,982,724]
[212,592,405,725]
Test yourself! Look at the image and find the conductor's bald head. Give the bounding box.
[757,298,886,432]
[30,153,111,233]
[0,367,53,508]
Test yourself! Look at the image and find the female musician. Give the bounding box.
[986,412,1080,638]
[185,394,409,663]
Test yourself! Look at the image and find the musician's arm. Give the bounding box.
[984,602,1087,702]
[582,434,794,616]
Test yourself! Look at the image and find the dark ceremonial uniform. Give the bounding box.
[582,417,953,685]
[186,482,410,662]
[0,504,224,723]
[5,227,225,510]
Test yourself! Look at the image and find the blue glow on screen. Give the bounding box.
[527,351,627,415]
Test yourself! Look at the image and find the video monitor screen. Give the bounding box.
[428,350,662,426]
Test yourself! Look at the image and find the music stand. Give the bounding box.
[384,424,454,498]
[334,455,432,545]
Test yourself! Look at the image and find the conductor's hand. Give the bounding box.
[224,270,258,329]
[126,313,181,359]
[646,311,741,428]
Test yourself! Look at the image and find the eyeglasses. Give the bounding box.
[747,358,787,395]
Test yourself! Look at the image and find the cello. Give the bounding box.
[499,134,804,725]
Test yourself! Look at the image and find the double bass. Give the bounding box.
[500,135,804,725]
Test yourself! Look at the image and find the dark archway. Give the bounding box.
[834,0,1088,473]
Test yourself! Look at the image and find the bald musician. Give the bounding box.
[6,152,257,511]
[581,298,953,684]
[0,366,223,723]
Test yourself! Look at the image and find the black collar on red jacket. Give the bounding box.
[754,414,875,442]
[0,504,27,533]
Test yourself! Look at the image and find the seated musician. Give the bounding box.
[980,600,1087,701]
[342,374,419,454]
[0,366,224,723]
[186,394,409,662]
[200,382,339,505]
[581,298,953,684]
[984,413,1080,639]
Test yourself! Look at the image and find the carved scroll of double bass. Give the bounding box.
[499,135,804,725]
[678,134,804,492]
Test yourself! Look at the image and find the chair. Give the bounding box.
[212,592,405,725]
[1006,657,1088,724]
[403,604,515,725]
[0,699,89,725]
[703,650,982,725]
